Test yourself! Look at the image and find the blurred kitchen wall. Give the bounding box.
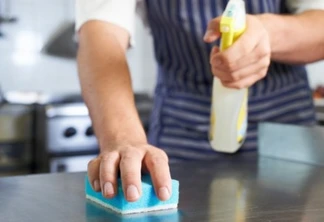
[0,0,323,95]
[307,62,324,88]
[0,0,156,95]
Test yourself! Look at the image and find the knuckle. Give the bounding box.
[148,156,166,167]
[87,157,99,170]
[230,73,240,81]
[87,158,96,168]
[221,81,229,88]
[100,154,110,162]
[121,149,142,160]
[99,169,116,182]
[263,58,271,67]
[159,150,169,162]
[223,60,236,72]
[260,44,271,57]
[155,148,169,161]
[234,85,243,90]
[147,150,168,167]
[258,71,267,78]
[218,54,228,65]
[100,151,120,162]
[233,83,245,89]
[122,171,138,181]
[264,46,271,55]
[100,171,114,181]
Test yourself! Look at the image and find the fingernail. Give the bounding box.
[127,185,139,201]
[93,180,100,191]
[104,182,114,197]
[204,30,214,40]
[159,187,170,200]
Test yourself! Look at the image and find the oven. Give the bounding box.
[35,100,98,173]
[34,93,152,173]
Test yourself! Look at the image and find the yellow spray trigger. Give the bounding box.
[220,17,235,50]
[219,1,246,52]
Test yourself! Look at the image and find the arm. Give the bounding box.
[205,4,324,88]
[76,0,171,202]
[259,10,324,64]
[77,21,146,156]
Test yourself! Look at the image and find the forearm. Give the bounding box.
[258,10,324,64]
[77,21,147,150]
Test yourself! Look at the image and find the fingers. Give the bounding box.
[221,67,268,89]
[218,29,261,63]
[212,55,270,82]
[215,15,268,63]
[210,46,220,59]
[210,33,270,74]
[88,146,171,204]
[208,15,271,87]
[119,149,145,202]
[204,17,222,43]
[99,151,120,198]
[144,149,171,201]
[87,157,101,192]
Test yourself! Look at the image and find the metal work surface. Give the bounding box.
[259,123,324,167]
[1,154,324,222]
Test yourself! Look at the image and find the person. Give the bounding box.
[75,0,324,202]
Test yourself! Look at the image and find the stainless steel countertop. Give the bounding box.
[1,153,324,222]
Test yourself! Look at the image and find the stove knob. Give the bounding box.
[64,127,77,138]
[85,126,94,136]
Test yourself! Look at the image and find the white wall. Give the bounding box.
[307,62,324,89]
[127,16,157,94]
[0,0,80,94]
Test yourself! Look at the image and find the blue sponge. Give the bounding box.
[85,175,179,215]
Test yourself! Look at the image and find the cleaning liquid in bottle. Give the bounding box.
[209,0,248,153]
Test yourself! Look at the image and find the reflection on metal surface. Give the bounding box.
[209,178,247,222]
[257,157,314,195]
[256,157,323,221]
[85,201,182,222]
[2,157,324,222]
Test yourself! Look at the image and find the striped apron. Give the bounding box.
[144,0,316,161]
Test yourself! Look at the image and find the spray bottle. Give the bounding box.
[209,0,248,153]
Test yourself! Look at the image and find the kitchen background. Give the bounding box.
[1,0,324,176]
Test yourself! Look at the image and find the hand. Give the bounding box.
[204,15,271,89]
[87,143,171,202]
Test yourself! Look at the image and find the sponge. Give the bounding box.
[86,201,181,222]
[85,175,179,215]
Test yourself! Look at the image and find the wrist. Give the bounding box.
[97,123,148,151]
[256,13,296,58]
[255,13,276,52]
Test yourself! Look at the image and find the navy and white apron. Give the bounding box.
[144,0,316,161]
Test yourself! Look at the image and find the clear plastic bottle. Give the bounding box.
[209,0,248,153]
